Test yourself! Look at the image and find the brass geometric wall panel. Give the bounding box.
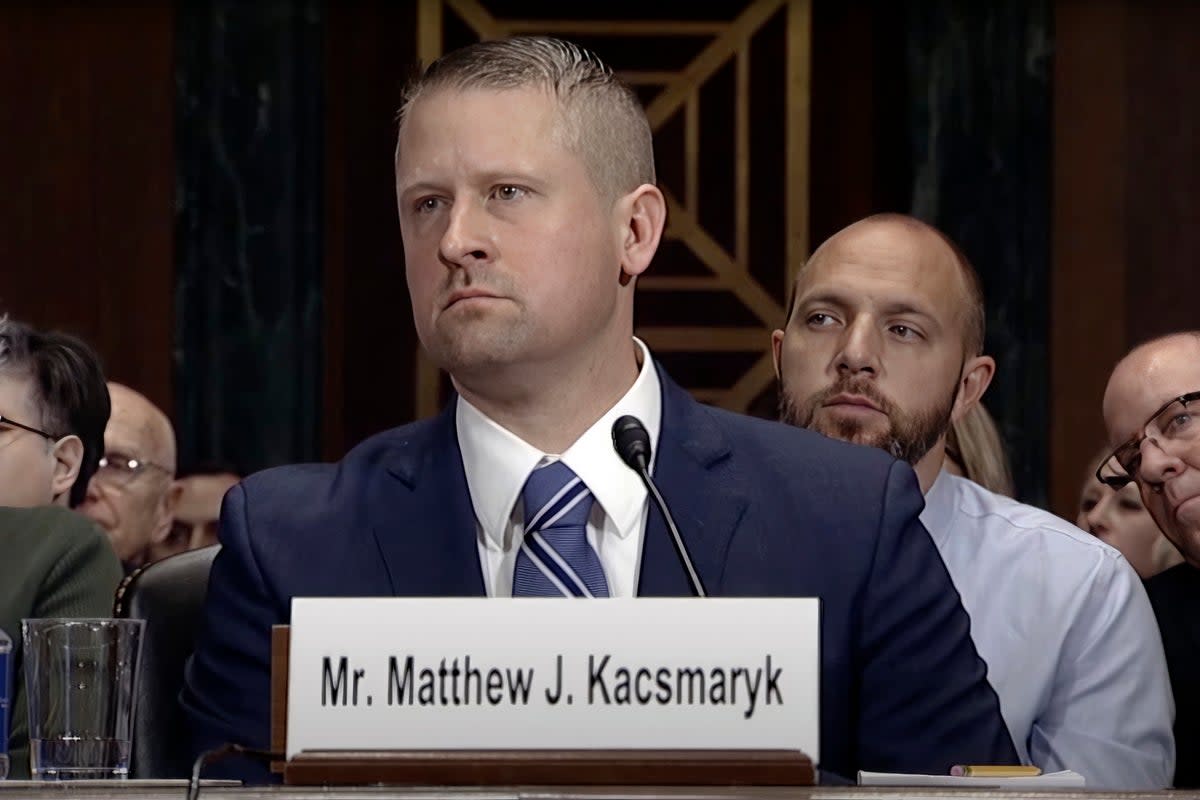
[413,0,811,418]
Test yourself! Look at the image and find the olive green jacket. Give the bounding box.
[0,506,123,778]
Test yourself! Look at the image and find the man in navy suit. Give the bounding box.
[182,36,1016,782]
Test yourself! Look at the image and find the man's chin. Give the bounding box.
[1175,530,1200,569]
[427,329,524,373]
[1168,515,1200,565]
[811,417,891,450]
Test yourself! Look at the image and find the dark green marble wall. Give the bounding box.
[174,0,324,475]
[903,0,1052,505]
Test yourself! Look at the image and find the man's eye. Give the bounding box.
[414,197,442,214]
[889,324,919,340]
[493,185,526,201]
[1166,412,1194,435]
[806,313,835,327]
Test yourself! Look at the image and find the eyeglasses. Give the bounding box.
[94,452,172,487]
[1097,390,1200,489]
[0,414,57,442]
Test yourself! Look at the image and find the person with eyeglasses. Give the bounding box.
[1102,331,1200,788]
[0,315,123,777]
[78,382,180,572]
[0,316,110,509]
[1079,446,1183,580]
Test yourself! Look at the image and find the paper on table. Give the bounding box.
[857,769,1085,788]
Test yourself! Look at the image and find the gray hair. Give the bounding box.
[397,36,655,202]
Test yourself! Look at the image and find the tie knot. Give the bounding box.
[522,461,594,533]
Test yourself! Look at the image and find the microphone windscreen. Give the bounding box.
[611,415,651,470]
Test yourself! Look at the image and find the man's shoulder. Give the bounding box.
[1146,562,1200,604]
[682,405,917,542]
[0,507,122,612]
[0,506,111,557]
[945,476,1134,591]
[239,417,443,503]
[956,476,1121,555]
[694,403,900,479]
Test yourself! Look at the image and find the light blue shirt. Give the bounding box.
[921,471,1175,790]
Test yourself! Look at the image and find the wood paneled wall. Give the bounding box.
[4,1,1198,512]
[1050,0,1200,517]
[322,1,419,459]
[0,4,174,412]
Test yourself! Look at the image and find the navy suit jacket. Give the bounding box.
[182,368,1016,782]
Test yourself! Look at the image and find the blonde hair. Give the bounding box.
[945,403,1014,497]
[396,36,655,203]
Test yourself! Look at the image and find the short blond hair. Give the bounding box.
[396,36,655,203]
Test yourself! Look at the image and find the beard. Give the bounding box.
[778,375,958,465]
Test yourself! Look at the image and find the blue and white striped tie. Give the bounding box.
[512,461,610,597]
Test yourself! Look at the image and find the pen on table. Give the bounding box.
[950,765,1043,777]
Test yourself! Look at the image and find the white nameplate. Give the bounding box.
[286,597,819,762]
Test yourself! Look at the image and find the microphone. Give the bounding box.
[611,415,707,597]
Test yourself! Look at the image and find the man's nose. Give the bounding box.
[1138,437,1186,487]
[836,319,881,375]
[439,200,492,267]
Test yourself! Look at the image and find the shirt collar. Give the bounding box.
[457,338,662,549]
[920,468,960,547]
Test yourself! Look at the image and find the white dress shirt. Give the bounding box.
[457,338,662,598]
[921,470,1175,790]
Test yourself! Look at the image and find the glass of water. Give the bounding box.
[21,619,144,780]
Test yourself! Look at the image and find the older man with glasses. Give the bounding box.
[1103,331,1200,789]
[79,382,180,572]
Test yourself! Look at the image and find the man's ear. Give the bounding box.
[771,329,785,381]
[617,184,667,284]
[151,480,184,545]
[951,354,996,424]
[49,435,83,501]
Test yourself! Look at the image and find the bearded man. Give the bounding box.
[772,213,1174,789]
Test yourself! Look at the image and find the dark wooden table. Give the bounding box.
[0,784,1188,800]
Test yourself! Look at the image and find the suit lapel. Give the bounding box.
[365,369,747,599]
[637,369,748,597]
[369,405,487,597]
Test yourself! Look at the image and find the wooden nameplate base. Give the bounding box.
[282,748,814,786]
[271,626,814,786]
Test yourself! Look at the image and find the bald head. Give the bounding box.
[77,382,179,566]
[106,383,176,473]
[1103,332,1200,444]
[788,214,986,357]
[1102,331,1200,565]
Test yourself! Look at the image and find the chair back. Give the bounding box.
[114,545,220,778]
